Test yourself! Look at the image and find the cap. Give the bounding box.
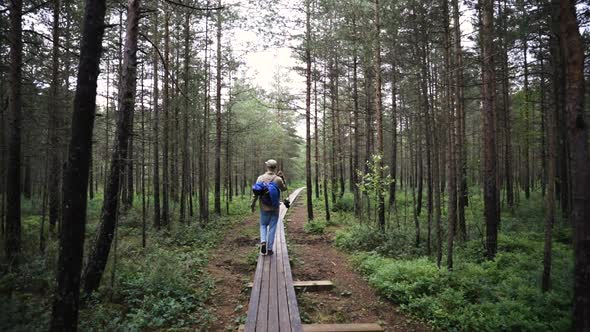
[265,159,278,168]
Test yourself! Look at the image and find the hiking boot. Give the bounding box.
[260,242,267,255]
[267,249,274,256]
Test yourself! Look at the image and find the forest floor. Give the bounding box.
[205,193,430,332]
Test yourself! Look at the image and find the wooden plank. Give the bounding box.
[255,254,271,331]
[293,280,334,291]
[302,324,384,332]
[276,223,291,331]
[268,245,279,331]
[247,280,334,291]
[280,219,303,332]
[244,253,265,331]
[240,323,383,332]
[243,187,304,332]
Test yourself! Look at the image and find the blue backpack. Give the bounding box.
[252,176,280,208]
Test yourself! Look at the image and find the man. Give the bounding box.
[251,159,287,256]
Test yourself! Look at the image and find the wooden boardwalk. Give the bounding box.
[244,187,383,332]
[245,188,304,332]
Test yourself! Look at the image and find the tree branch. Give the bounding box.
[163,0,224,11]
[23,29,80,58]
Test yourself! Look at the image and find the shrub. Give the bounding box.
[304,220,327,234]
[349,249,573,331]
[335,224,385,252]
[333,194,355,212]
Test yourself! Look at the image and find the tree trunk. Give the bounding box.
[314,59,320,200]
[162,9,170,227]
[5,0,23,263]
[140,64,146,248]
[352,22,361,217]
[126,119,134,207]
[200,10,211,224]
[48,0,62,232]
[214,0,222,216]
[152,6,161,229]
[542,67,557,292]
[559,0,590,328]
[499,0,513,210]
[374,0,385,229]
[453,0,467,241]
[523,38,531,199]
[305,0,314,221]
[389,54,397,212]
[330,55,337,205]
[82,0,141,294]
[322,63,331,222]
[1,76,6,236]
[50,0,107,328]
[443,0,456,270]
[481,0,499,260]
[180,12,191,223]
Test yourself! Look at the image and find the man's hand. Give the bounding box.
[277,170,285,180]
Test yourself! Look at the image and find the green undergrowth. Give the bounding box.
[348,239,572,331]
[303,220,328,234]
[0,193,253,331]
[312,190,574,331]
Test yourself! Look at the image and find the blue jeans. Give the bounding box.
[260,210,280,251]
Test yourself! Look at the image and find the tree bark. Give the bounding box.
[389,55,397,212]
[50,0,107,328]
[214,0,222,215]
[82,0,141,294]
[542,65,557,292]
[444,0,456,270]
[453,0,467,241]
[5,0,23,263]
[559,0,590,328]
[523,37,531,199]
[152,5,161,229]
[374,0,385,229]
[48,0,62,232]
[305,0,314,221]
[481,0,499,260]
[162,8,170,227]
[180,12,191,223]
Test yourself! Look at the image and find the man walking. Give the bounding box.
[251,159,287,256]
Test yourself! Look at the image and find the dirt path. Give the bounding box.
[206,193,430,331]
[286,196,431,332]
[206,214,259,331]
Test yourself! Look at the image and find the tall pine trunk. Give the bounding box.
[305,0,314,221]
[214,0,222,215]
[152,6,161,229]
[50,0,108,328]
[481,0,499,260]
[82,0,141,294]
[453,0,467,241]
[5,0,23,263]
[162,9,171,227]
[443,0,456,270]
[559,0,590,328]
[48,0,62,233]
[374,0,385,229]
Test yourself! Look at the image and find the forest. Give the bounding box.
[0,0,589,330]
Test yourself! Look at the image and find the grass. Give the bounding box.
[311,188,574,331]
[0,192,254,331]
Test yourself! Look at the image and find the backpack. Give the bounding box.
[252,176,281,208]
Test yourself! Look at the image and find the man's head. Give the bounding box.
[265,159,278,171]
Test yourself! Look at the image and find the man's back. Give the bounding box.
[256,171,287,211]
